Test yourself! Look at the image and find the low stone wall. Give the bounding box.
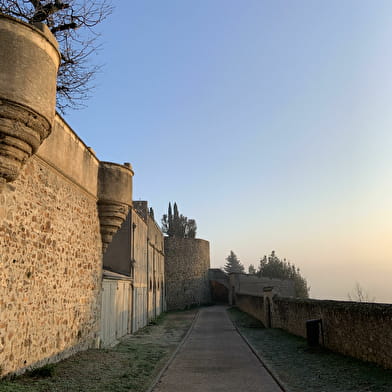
[230,273,295,297]
[273,297,392,369]
[235,294,265,323]
[236,292,392,369]
[164,237,211,310]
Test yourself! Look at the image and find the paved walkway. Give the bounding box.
[152,306,283,392]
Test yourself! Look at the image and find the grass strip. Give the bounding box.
[0,310,196,392]
[228,306,392,392]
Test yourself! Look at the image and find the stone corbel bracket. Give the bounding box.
[98,161,133,254]
[0,15,60,183]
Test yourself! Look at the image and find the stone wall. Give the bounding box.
[131,209,148,287]
[235,294,266,324]
[103,212,132,276]
[235,292,392,369]
[146,213,165,319]
[103,201,165,335]
[0,116,102,376]
[130,208,148,332]
[208,269,229,303]
[164,237,210,310]
[132,201,165,321]
[272,297,392,369]
[230,273,295,298]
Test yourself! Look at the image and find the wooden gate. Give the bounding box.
[100,278,132,347]
[132,287,147,332]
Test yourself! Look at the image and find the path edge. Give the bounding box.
[146,309,200,392]
[229,309,290,392]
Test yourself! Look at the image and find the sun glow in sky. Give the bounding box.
[67,1,392,303]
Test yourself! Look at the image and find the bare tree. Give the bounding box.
[348,282,375,303]
[0,0,113,112]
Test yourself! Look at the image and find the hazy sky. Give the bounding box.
[67,1,392,303]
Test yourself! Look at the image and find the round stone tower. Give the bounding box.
[164,237,211,310]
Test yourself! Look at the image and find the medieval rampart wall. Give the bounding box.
[132,201,165,319]
[0,116,102,376]
[230,273,295,298]
[132,209,148,287]
[103,202,165,337]
[273,297,392,369]
[164,237,210,310]
[147,215,165,319]
[235,293,266,323]
[235,292,392,369]
[131,208,148,331]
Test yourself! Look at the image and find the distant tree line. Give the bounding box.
[161,202,197,238]
[224,250,310,298]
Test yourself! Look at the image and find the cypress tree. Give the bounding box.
[161,202,197,239]
[224,251,245,274]
[168,202,174,236]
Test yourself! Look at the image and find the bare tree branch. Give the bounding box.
[28,0,42,10]
[0,0,113,113]
[51,21,77,33]
[31,1,70,23]
[348,282,375,303]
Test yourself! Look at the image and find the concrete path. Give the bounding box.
[152,306,283,392]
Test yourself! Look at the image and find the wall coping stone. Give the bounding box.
[37,115,100,197]
[0,13,60,58]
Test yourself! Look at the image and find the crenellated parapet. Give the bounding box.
[0,15,60,183]
[98,162,133,253]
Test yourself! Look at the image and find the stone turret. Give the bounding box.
[98,162,133,253]
[0,15,60,183]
